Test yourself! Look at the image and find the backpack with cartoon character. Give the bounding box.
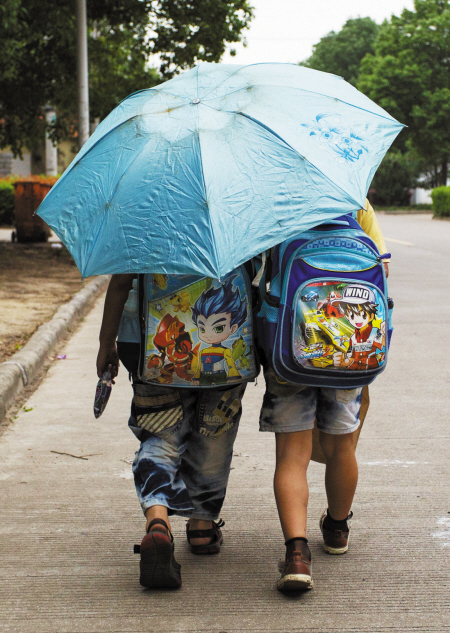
[117,264,259,388]
[256,214,393,388]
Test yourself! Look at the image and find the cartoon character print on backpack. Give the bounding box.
[294,282,386,372]
[146,314,199,384]
[231,336,253,371]
[296,285,351,368]
[332,284,386,371]
[191,276,248,386]
[141,270,257,388]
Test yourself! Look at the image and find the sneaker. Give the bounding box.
[134,519,182,589]
[319,509,353,555]
[277,539,313,592]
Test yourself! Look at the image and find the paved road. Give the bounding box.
[0,228,60,242]
[1,214,449,633]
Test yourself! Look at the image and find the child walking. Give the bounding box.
[97,272,252,589]
[259,201,390,591]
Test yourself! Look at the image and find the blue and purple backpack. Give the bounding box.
[256,214,393,389]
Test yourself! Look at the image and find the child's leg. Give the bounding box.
[259,369,318,591]
[145,505,171,532]
[130,382,195,520]
[129,383,194,588]
[319,431,358,521]
[316,387,362,554]
[181,384,245,551]
[132,428,194,519]
[274,430,312,540]
[273,431,314,591]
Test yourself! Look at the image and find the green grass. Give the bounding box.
[373,204,432,212]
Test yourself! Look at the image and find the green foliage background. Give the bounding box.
[302,2,450,204]
[301,17,380,87]
[0,0,253,156]
[358,0,450,187]
[431,186,450,216]
[0,181,15,225]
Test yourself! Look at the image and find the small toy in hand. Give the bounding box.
[94,368,113,419]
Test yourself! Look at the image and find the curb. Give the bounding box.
[0,275,110,423]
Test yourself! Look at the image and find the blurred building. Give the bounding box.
[0,140,78,178]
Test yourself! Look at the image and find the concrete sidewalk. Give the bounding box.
[0,228,60,242]
[1,214,449,632]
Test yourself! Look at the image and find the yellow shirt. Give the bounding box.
[194,345,240,379]
[357,200,390,262]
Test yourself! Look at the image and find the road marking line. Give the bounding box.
[385,237,415,246]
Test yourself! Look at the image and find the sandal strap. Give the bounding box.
[187,528,215,539]
[147,518,173,541]
[185,519,224,542]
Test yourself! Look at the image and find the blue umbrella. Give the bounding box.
[37,63,403,279]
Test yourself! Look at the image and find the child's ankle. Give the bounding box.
[285,537,311,560]
[323,509,349,531]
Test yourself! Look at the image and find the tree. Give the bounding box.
[358,0,450,186]
[0,0,253,156]
[149,0,253,77]
[370,148,420,206]
[301,17,380,87]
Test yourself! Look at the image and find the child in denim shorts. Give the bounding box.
[97,274,247,589]
[260,202,390,591]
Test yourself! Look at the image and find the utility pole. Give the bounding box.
[76,0,89,149]
[45,107,58,175]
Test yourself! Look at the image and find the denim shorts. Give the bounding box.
[129,379,246,520]
[259,368,362,435]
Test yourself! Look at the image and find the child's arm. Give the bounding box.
[356,200,390,278]
[97,274,135,378]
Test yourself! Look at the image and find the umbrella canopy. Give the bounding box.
[37,63,403,279]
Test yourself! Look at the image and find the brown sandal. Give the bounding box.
[134,518,181,588]
[186,519,224,555]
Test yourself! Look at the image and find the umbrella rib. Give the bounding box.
[201,85,251,104]
[199,65,249,101]
[115,86,190,105]
[81,143,147,276]
[82,201,133,278]
[236,111,366,210]
[254,83,402,123]
[62,116,144,180]
[202,82,400,124]
[195,73,224,276]
[81,209,109,278]
[198,62,302,102]
[196,64,400,123]
[57,90,192,188]
[196,129,222,279]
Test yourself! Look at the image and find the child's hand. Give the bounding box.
[97,344,120,379]
[333,352,350,368]
[333,352,344,367]
[384,262,389,278]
